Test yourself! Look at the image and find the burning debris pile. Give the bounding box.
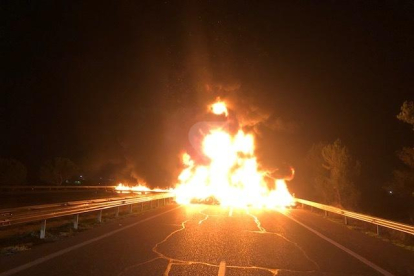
[115,183,173,194]
[174,99,295,209]
[114,98,295,209]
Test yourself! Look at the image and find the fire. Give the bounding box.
[210,99,228,117]
[115,183,172,193]
[115,183,151,193]
[175,99,295,209]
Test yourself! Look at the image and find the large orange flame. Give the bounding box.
[175,99,295,209]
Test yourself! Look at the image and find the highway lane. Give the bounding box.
[0,204,413,276]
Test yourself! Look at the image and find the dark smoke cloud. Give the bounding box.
[203,83,299,135]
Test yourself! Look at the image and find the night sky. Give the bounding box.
[2,1,414,199]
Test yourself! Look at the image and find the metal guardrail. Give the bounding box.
[0,185,117,192]
[295,198,414,236]
[0,193,175,239]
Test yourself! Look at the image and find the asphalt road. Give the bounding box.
[0,204,413,276]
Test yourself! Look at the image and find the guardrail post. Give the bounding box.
[115,207,120,217]
[140,203,143,212]
[73,214,79,229]
[40,220,47,239]
[97,210,103,223]
[310,206,313,212]
[344,216,348,225]
[376,225,380,236]
[324,210,328,217]
[163,198,166,206]
[157,199,160,207]
[129,204,133,214]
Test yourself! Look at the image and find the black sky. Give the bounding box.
[1,1,414,195]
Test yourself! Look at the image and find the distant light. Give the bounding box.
[389,191,393,194]
[80,175,83,178]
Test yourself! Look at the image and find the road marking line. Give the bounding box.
[218,260,226,276]
[0,206,182,276]
[282,212,395,276]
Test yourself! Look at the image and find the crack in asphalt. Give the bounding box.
[118,214,218,276]
[246,211,321,272]
[164,260,173,275]
[118,206,321,275]
[198,208,209,225]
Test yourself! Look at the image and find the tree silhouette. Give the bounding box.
[306,140,360,209]
[40,157,79,185]
[397,101,414,130]
[0,158,27,186]
[388,101,414,197]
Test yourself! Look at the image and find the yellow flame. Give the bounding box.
[117,99,295,209]
[175,100,295,209]
[211,100,228,117]
[115,183,172,193]
[115,183,150,193]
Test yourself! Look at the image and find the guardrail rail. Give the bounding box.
[295,198,414,236]
[0,193,175,239]
[0,185,118,192]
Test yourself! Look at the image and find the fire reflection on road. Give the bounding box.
[118,205,319,276]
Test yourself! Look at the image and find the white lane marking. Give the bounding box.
[282,212,395,276]
[0,206,182,276]
[218,260,226,276]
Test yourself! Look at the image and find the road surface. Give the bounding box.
[1,204,413,276]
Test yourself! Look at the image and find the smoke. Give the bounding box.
[203,82,298,135]
[74,79,300,189]
[205,83,300,180]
